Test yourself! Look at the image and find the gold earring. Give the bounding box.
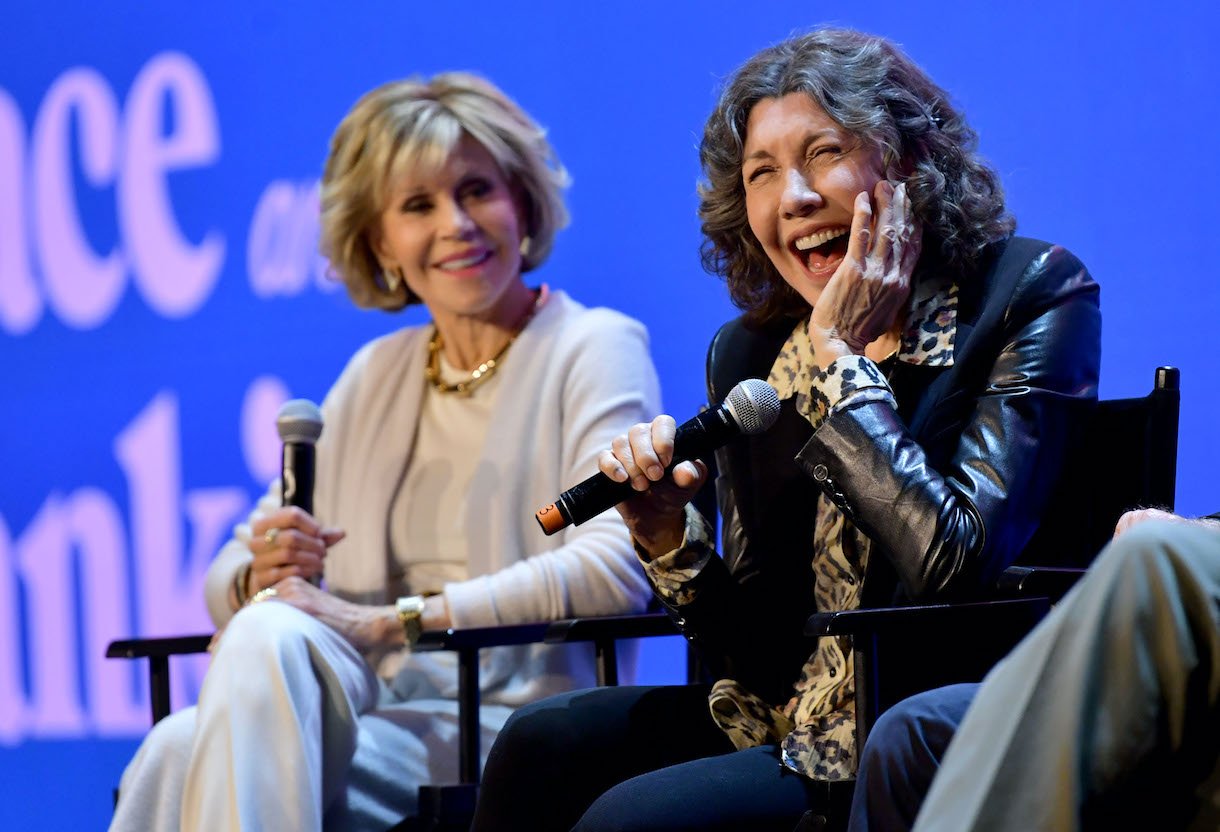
[383,265,402,293]
[519,236,532,258]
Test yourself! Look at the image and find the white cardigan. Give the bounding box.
[204,291,660,705]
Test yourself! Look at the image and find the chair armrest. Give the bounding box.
[997,566,1085,601]
[544,612,678,643]
[545,612,680,687]
[805,597,1050,638]
[106,634,213,659]
[412,612,679,652]
[412,622,551,652]
[105,634,213,726]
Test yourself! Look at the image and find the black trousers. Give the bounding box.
[471,684,825,832]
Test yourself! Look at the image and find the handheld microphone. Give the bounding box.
[277,399,323,586]
[276,399,323,516]
[535,379,780,535]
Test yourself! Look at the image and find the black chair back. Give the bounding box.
[1019,366,1179,568]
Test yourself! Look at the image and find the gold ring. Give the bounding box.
[250,586,278,604]
[263,528,280,547]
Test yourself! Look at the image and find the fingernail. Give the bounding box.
[647,464,663,480]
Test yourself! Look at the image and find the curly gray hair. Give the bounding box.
[699,28,1016,323]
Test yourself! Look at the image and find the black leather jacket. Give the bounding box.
[660,237,1101,704]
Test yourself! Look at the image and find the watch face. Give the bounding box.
[398,595,426,618]
[397,596,425,645]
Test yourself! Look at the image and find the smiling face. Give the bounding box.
[741,93,886,309]
[373,133,529,326]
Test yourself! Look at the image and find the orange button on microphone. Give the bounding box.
[535,502,569,535]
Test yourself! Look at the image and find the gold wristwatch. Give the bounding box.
[396,595,426,646]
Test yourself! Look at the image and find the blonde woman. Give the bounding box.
[111,73,659,831]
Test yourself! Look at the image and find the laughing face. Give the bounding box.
[741,93,886,309]
[373,133,529,326]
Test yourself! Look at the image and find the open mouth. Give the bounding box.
[793,227,849,274]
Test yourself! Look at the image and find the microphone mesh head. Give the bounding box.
[724,379,780,435]
[276,399,324,444]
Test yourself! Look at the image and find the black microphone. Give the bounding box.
[276,399,323,517]
[535,379,780,535]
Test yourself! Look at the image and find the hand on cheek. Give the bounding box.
[810,180,920,367]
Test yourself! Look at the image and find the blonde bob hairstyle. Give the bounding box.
[319,72,570,310]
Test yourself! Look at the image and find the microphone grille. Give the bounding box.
[724,379,780,435]
[276,399,324,444]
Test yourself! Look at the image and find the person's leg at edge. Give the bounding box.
[846,683,979,832]
[471,684,731,832]
[913,521,1220,832]
[180,600,381,832]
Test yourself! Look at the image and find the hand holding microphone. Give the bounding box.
[597,416,712,558]
[246,400,345,597]
[536,379,780,557]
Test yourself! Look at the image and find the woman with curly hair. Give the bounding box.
[472,27,1101,832]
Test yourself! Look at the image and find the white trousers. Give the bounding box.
[110,601,510,831]
[913,520,1220,831]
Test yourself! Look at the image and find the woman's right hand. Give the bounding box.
[597,415,708,560]
[247,507,346,594]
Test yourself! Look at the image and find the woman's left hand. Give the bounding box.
[252,576,453,650]
[255,576,392,651]
[810,180,921,365]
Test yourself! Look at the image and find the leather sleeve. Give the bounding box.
[796,246,1101,600]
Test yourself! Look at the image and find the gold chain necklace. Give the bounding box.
[425,289,543,397]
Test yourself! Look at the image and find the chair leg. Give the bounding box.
[150,655,171,724]
[399,647,483,832]
[853,635,878,743]
[409,784,478,832]
[791,779,856,832]
[594,639,618,686]
[457,647,480,784]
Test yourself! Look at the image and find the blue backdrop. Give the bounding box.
[2,2,1216,826]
